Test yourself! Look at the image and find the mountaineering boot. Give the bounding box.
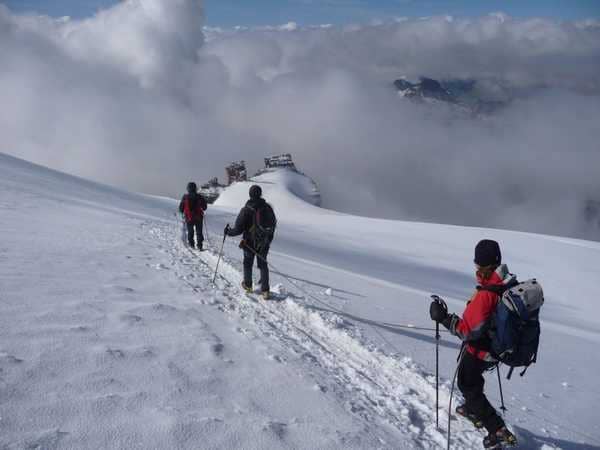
[241,281,252,293]
[261,291,271,300]
[455,404,484,429]
[483,426,517,448]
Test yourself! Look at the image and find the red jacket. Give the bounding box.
[179,193,207,224]
[448,264,516,361]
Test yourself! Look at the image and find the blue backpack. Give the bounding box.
[480,279,544,379]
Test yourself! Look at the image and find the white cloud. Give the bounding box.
[1,1,600,239]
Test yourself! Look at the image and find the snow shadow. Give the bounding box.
[273,238,475,305]
[360,257,474,304]
[513,425,600,450]
[270,269,366,298]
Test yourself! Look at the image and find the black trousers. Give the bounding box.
[243,246,269,292]
[457,351,505,433]
[186,221,203,248]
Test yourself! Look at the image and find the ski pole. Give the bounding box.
[436,318,440,428]
[431,294,447,430]
[447,345,467,450]
[212,225,228,284]
[181,214,187,245]
[497,365,507,412]
[202,214,210,248]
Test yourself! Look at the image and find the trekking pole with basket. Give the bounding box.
[212,225,228,284]
[496,365,507,412]
[179,213,187,245]
[447,345,467,450]
[203,214,211,249]
[430,294,447,429]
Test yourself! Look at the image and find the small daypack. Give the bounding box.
[183,194,205,223]
[247,203,277,252]
[481,279,544,379]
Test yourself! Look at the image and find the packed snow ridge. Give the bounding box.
[202,154,321,207]
[216,168,322,210]
[1,151,600,449]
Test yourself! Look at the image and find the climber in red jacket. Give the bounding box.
[430,239,518,448]
[179,182,207,249]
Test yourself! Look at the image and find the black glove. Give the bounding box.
[430,300,448,323]
[224,224,230,236]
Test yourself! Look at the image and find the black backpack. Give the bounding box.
[246,203,277,252]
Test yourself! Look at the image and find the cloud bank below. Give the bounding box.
[1,1,600,240]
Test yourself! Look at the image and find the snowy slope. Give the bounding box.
[1,153,599,449]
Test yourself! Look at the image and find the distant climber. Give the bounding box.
[430,240,518,449]
[179,182,207,249]
[224,185,277,299]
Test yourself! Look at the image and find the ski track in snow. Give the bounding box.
[145,219,506,450]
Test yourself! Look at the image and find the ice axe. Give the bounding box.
[431,294,447,429]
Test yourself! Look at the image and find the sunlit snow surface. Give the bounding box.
[1,152,599,449]
[215,168,322,210]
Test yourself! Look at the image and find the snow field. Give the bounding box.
[0,155,380,449]
[146,219,501,449]
[2,152,600,448]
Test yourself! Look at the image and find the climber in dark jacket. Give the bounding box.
[225,185,276,299]
[179,182,207,249]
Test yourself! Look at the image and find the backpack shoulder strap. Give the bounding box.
[243,205,257,219]
[243,205,259,231]
[477,279,519,295]
[477,284,506,295]
[264,203,277,227]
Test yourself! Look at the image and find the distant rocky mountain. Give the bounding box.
[393,77,507,116]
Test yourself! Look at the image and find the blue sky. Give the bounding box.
[2,0,600,26]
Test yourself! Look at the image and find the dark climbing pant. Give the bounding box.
[186,221,203,248]
[457,351,505,433]
[243,246,269,292]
